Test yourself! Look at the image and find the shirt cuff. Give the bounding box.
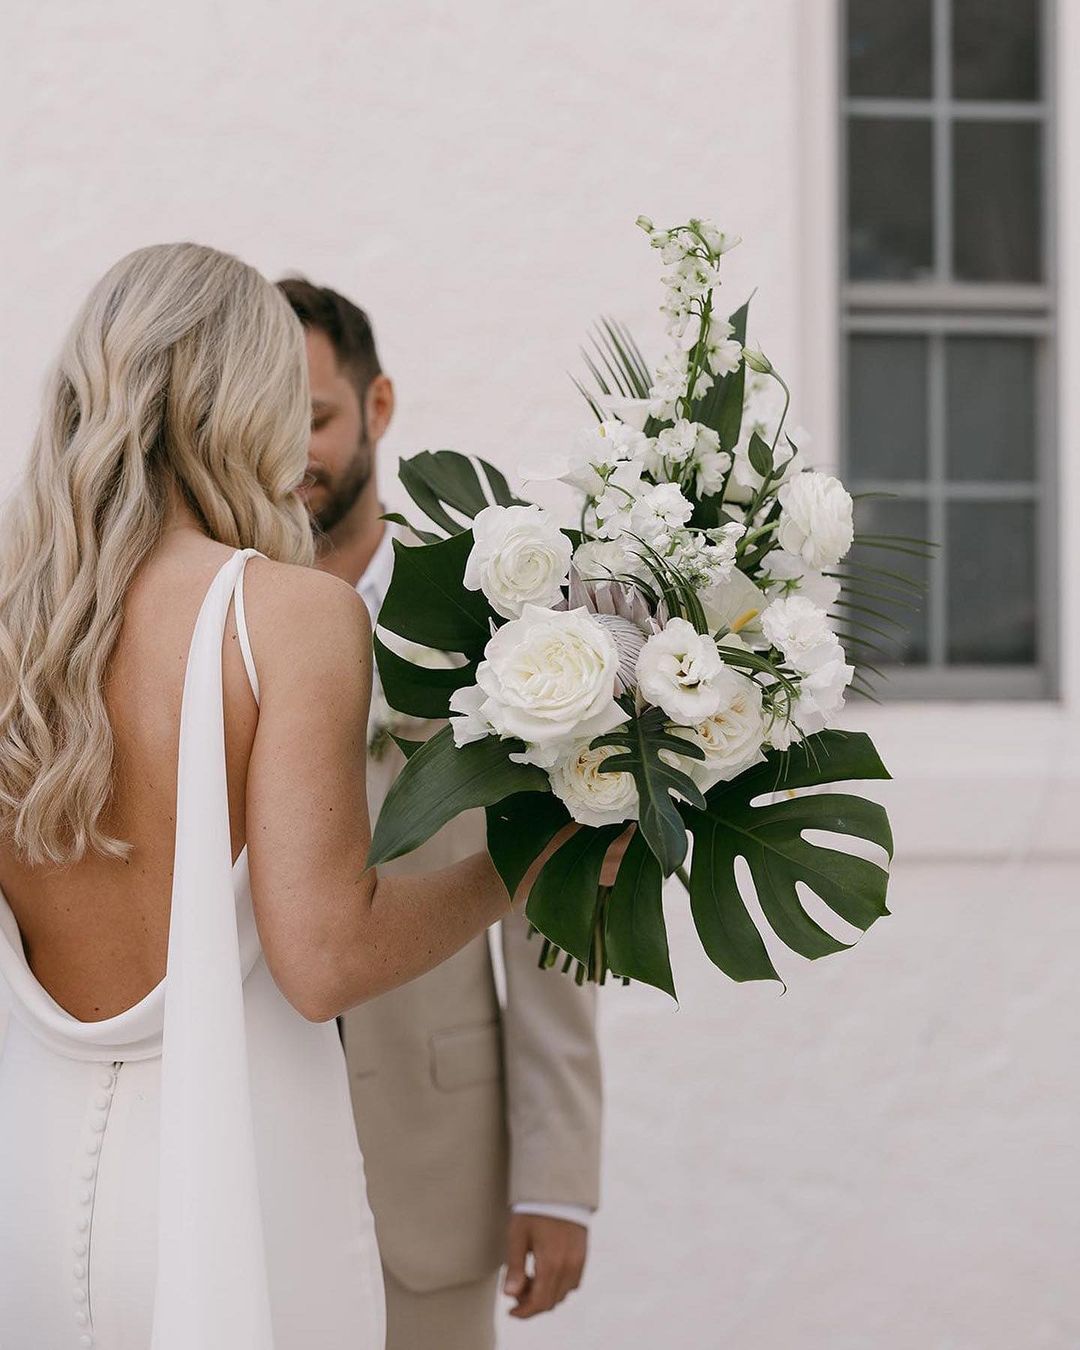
[511,1201,593,1228]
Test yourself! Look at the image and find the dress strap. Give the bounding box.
[152,546,273,1350]
[233,554,260,706]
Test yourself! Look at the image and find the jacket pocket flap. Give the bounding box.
[431,1022,502,1092]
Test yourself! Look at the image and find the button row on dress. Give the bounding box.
[72,1061,120,1348]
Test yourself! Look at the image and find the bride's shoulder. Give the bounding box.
[242,557,371,667]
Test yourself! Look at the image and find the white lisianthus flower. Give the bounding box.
[469,605,627,768]
[776,471,854,570]
[463,504,572,620]
[667,667,766,791]
[636,618,727,723]
[759,548,841,612]
[761,594,839,673]
[548,741,639,827]
[629,482,695,551]
[792,646,854,734]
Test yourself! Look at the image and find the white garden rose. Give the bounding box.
[548,741,639,827]
[636,618,727,723]
[760,595,838,673]
[469,605,627,767]
[776,471,854,570]
[463,504,572,619]
[668,667,766,791]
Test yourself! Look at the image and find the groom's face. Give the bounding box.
[300,326,374,536]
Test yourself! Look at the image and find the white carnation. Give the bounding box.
[667,667,766,791]
[548,741,639,827]
[776,471,854,570]
[760,595,837,672]
[468,605,627,768]
[636,618,727,723]
[463,504,572,620]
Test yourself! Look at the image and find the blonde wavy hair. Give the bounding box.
[0,242,315,866]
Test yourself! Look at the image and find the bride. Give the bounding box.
[0,243,567,1348]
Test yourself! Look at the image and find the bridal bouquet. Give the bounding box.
[368,215,895,996]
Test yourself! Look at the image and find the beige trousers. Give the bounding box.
[383,1267,500,1350]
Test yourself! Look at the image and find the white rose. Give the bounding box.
[776,471,854,569]
[761,595,838,673]
[548,741,639,827]
[668,668,766,792]
[636,618,727,723]
[470,605,627,767]
[463,504,572,620]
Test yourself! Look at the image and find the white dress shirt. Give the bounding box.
[357,522,591,1231]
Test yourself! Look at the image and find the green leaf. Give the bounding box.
[604,829,675,998]
[390,735,423,760]
[485,791,571,900]
[683,731,893,983]
[379,511,441,545]
[526,825,622,964]
[399,450,527,535]
[592,708,705,877]
[377,531,494,655]
[373,634,477,720]
[747,431,774,479]
[369,727,547,864]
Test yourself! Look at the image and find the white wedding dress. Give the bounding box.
[0,549,385,1349]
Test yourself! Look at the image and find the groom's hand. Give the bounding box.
[503,1212,588,1319]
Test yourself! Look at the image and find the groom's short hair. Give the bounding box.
[277,277,382,402]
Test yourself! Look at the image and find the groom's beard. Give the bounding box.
[309,441,373,538]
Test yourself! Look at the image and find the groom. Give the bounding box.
[277,278,603,1350]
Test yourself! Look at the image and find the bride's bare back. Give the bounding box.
[0,531,259,1020]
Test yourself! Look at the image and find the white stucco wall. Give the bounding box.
[1,2,1076,1346]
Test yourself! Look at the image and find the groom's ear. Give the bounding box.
[363,373,395,446]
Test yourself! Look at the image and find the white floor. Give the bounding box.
[501,860,1080,1350]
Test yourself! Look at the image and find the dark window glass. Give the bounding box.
[848,497,930,665]
[946,337,1037,481]
[849,335,929,480]
[946,502,1037,663]
[847,0,933,99]
[953,120,1042,282]
[953,0,1041,101]
[848,118,934,279]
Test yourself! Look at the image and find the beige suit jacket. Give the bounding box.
[344,736,603,1294]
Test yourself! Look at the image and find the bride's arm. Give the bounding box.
[242,557,548,1022]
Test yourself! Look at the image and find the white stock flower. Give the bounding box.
[470,605,627,767]
[629,482,694,551]
[647,349,690,420]
[668,667,766,791]
[761,594,838,673]
[776,471,854,570]
[703,318,743,377]
[694,446,733,497]
[593,458,648,539]
[636,618,727,723]
[463,504,572,619]
[548,741,639,827]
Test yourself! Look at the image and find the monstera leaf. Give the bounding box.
[373,635,477,721]
[369,726,547,865]
[591,707,706,877]
[376,529,493,656]
[683,731,893,983]
[604,828,675,998]
[486,790,572,900]
[398,449,527,537]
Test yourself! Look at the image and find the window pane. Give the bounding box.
[946,502,1037,663]
[953,0,1040,101]
[953,121,1042,282]
[848,118,934,280]
[847,0,932,99]
[946,337,1036,481]
[847,498,930,665]
[848,335,928,480]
